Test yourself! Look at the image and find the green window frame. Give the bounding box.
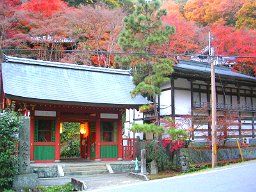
[34,119,56,142]
[100,121,118,142]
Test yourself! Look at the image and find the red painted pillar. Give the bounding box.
[87,125,91,159]
[95,113,101,160]
[55,112,60,162]
[118,112,123,160]
[30,110,35,161]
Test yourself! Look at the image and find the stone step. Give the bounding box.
[62,163,108,176]
[62,163,105,167]
[65,170,109,176]
[63,165,107,172]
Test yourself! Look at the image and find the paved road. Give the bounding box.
[38,173,143,190]
[92,160,256,192]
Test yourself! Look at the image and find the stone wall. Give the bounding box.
[110,162,139,173]
[32,166,59,178]
[175,146,256,171]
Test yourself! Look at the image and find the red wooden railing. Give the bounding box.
[122,138,136,160]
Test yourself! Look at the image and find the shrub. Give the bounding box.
[0,111,21,190]
[145,140,169,171]
[60,140,80,158]
[130,123,164,134]
[36,183,73,192]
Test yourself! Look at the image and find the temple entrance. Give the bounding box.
[60,121,96,160]
[31,110,123,162]
[60,122,81,159]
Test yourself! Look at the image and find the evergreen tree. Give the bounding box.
[116,0,175,122]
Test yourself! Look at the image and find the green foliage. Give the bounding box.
[145,140,169,171]
[168,128,188,141]
[116,0,175,84]
[185,164,210,173]
[130,123,164,134]
[131,59,174,99]
[60,140,80,158]
[60,122,80,143]
[37,183,73,192]
[60,122,80,158]
[0,111,21,190]
[139,104,155,112]
[236,0,256,29]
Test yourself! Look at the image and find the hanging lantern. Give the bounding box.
[80,122,89,136]
[60,122,63,134]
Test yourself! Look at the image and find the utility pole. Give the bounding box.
[211,60,217,168]
[209,32,217,168]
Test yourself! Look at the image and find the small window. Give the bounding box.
[100,121,118,142]
[35,120,55,142]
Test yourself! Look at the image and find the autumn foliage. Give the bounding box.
[0,0,255,75]
[20,0,69,17]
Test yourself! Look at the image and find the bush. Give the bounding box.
[60,122,80,158]
[0,111,21,190]
[145,140,169,171]
[36,183,73,192]
[61,140,80,158]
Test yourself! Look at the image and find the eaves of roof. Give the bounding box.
[173,60,256,84]
[1,56,148,107]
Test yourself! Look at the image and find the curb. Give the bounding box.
[128,172,149,181]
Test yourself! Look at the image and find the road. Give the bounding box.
[92,160,256,192]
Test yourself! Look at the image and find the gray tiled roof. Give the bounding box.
[175,60,256,83]
[1,56,149,107]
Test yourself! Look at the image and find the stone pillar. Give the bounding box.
[141,149,147,174]
[19,117,31,174]
[150,160,158,175]
[13,117,38,191]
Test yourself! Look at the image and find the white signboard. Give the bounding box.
[35,110,56,117]
[100,113,118,119]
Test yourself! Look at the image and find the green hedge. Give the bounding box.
[0,111,21,190]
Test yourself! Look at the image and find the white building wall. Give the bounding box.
[174,90,191,115]
[160,90,171,115]
[124,109,143,139]
[174,78,190,89]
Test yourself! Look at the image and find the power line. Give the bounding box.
[1,48,256,59]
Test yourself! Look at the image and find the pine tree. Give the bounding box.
[116,0,175,122]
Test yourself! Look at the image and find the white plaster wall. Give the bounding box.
[193,92,200,103]
[194,129,208,137]
[194,80,207,85]
[217,95,224,104]
[225,95,231,105]
[253,98,256,106]
[174,78,190,89]
[175,117,192,129]
[226,84,237,88]
[124,109,143,139]
[161,81,171,90]
[240,97,246,106]
[232,96,238,105]
[201,93,207,103]
[134,109,143,119]
[160,90,171,115]
[246,97,251,106]
[174,90,191,115]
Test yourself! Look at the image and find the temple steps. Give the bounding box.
[62,162,109,176]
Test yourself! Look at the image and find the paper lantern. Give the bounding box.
[80,122,89,136]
